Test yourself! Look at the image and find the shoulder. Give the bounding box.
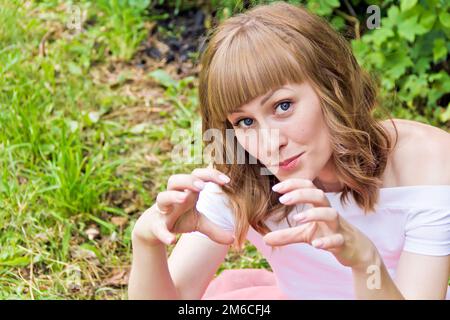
[380,119,450,187]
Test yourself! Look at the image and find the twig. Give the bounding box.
[343,0,357,18]
[336,9,360,39]
[39,30,54,57]
[29,261,35,300]
[18,245,70,266]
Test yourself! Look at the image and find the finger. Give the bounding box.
[263,222,317,246]
[167,174,209,192]
[167,169,230,192]
[156,190,189,213]
[190,167,231,185]
[278,188,329,207]
[197,214,235,245]
[153,222,177,245]
[311,233,344,250]
[293,207,339,230]
[272,178,315,192]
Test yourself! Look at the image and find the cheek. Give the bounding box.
[284,108,323,144]
[285,101,332,155]
[235,133,259,158]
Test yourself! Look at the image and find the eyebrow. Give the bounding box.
[231,86,288,114]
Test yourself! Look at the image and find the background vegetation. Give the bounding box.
[0,0,448,299]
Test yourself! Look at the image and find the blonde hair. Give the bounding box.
[198,2,398,249]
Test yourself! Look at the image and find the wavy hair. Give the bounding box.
[198,2,398,249]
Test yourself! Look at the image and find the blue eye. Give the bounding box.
[233,118,253,128]
[275,101,292,114]
[232,101,293,129]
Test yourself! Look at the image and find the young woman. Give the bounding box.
[128,2,450,299]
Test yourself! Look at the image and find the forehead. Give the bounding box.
[229,85,295,115]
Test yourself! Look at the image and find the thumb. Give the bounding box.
[197,215,235,245]
[154,225,177,246]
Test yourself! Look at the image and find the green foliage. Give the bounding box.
[351,0,450,125]
[218,243,271,272]
[149,69,198,129]
[0,0,133,299]
[92,0,151,60]
[207,0,339,20]
[42,123,122,216]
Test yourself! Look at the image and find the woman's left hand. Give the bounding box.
[263,178,377,269]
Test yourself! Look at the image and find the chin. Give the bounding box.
[280,171,314,182]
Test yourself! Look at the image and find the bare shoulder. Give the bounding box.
[380,118,450,187]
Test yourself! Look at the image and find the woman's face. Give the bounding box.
[227,82,335,183]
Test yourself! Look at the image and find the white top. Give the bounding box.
[191,182,450,299]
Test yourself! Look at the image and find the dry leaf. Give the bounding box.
[111,216,128,227]
[103,268,130,287]
[125,203,140,214]
[159,139,173,152]
[144,154,161,164]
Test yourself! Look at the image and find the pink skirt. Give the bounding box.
[201,269,289,300]
[202,268,450,299]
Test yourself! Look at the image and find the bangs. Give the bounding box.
[206,22,307,123]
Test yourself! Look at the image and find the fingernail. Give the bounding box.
[294,212,305,222]
[272,183,282,192]
[219,174,230,183]
[193,180,205,190]
[279,194,291,204]
[312,239,322,248]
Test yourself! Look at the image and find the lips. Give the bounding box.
[279,153,303,166]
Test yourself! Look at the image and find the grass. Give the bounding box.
[0,0,268,299]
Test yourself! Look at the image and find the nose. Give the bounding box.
[258,124,287,166]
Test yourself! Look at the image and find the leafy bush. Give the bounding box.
[351,0,450,126]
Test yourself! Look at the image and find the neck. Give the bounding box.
[313,178,344,193]
[314,159,344,193]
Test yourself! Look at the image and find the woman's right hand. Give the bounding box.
[131,167,234,247]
